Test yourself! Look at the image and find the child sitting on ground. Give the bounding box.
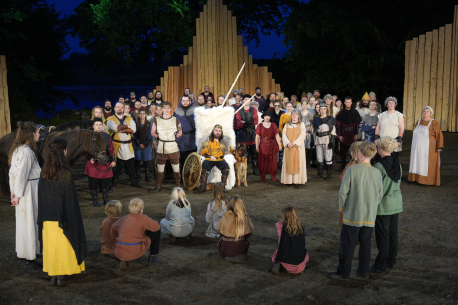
[160,187,195,243]
[271,205,309,275]
[112,198,161,268]
[339,141,362,182]
[217,195,254,262]
[100,200,122,255]
[205,183,228,238]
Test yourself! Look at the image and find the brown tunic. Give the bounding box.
[408,119,444,186]
[217,211,252,257]
[111,214,160,261]
[100,217,119,254]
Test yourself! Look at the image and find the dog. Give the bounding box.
[234,143,248,187]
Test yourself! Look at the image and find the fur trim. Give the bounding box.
[200,154,236,190]
[194,107,236,151]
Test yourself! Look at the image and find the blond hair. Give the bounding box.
[423,106,434,117]
[288,109,302,126]
[105,200,122,217]
[358,141,377,159]
[349,141,363,162]
[128,198,144,214]
[376,137,397,154]
[91,106,103,120]
[282,205,303,236]
[228,195,254,241]
[212,182,228,211]
[171,187,190,209]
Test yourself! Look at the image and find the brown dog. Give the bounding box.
[234,144,248,187]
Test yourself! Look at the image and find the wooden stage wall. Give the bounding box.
[0,55,11,138]
[156,0,282,110]
[403,5,458,132]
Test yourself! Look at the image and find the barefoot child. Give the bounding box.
[272,205,309,275]
[205,183,229,238]
[100,200,122,255]
[112,198,161,268]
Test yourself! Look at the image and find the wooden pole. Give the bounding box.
[233,94,257,114]
[222,63,245,106]
[0,55,11,138]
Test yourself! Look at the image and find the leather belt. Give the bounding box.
[112,139,133,144]
[182,130,195,135]
[316,131,330,137]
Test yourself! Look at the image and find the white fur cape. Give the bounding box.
[194,106,237,190]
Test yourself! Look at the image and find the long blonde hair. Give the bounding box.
[349,141,362,162]
[228,195,254,241]
[212,182,228,210]
[282,205,303,236]
[91,106,103,120]
[171,187,190,209]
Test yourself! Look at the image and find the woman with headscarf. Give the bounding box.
[408,106,443,186]
[255,111,282,182]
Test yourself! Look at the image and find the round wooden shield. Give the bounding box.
[183,152,202,190]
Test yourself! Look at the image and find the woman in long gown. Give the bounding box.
[38,137,87,286]
[255,111,282,182]
[9,121,42,271]
[281,109,307,188]
[408,106,444,186]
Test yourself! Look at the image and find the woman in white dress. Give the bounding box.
[8,121,42,271]
[375,97,405,159]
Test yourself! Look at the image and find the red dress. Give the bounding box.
[255,123,280,176]
[84,132,114,179]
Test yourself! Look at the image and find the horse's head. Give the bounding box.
[78,130,110,165]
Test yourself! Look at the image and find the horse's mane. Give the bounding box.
[45,129,105,153]
[51,120,92,132]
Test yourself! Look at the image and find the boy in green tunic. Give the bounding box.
[328,141,383,280]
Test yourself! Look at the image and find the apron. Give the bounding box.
[285,124,300,175]
[409,119,433,177]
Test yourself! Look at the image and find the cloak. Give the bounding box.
[275,225,307,265]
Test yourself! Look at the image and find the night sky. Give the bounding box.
[46,0,288,60]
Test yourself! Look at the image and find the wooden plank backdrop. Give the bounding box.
[155,0,281,110]
[403,5,458,131]
[0,55,11,138]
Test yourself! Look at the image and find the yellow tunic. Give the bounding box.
[42,221,85,276]
[106,115,134,159]
[279,113,291,148]
[200,140,225,161]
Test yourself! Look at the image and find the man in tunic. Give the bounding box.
[173,96,197,174]
[130,100,142,121]
[149,101,182,193]
[369,91,382,113]
[196,94,208,108]
[197,124,232,193]
[153,91,163,107]
[201,85,215,104]
[129,92,138,108]
[103,99,114,120]
[336,97,362,171]
[107,102,142,189]
[311,103,337,180]
[254,87,266,113]
[235,94,260,176]
[138,95,149,112]
[147,91,155,105]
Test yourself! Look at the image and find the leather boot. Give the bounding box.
[109,174,119,190]
[135,160,142,182]
[90,190,101,207]
[148,172,164,193]
[324,163,333,180]
[313,162,324,179]
[130,175,142,188]
[102,188,109,205]
[221,169,229,188]
[173,171,181,187]
[144,162,151,182]
[252,152,260,176]
[197,170,207,194]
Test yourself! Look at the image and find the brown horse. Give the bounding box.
[0,129,108,195]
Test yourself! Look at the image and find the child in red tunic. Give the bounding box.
[100,200,122,255]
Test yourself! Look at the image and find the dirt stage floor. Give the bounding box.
[0,130,457,304]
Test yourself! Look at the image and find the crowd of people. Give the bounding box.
[7,85,445,286]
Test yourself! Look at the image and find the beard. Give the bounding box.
[213,132,222,140]
[361,102,369,108]
[104,106,112,111]
[256,92,261,97]
[116,110,123,116]
[182,103,191,110]
[198,101,205,106]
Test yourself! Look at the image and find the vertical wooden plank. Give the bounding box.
[451,5,458,131]
[221,5,228,94]
[422,32,433,112]
[436,27,445,129]
[403,40,411,123]
[188,47,193,94]
[163,71,169,102]
[262,67,269,96]
[179,64,184,103]
[0,55,11,137]
[192,37,198,95]
[429,30,439,117]
[253,64,258,89]
[276,83,281,93]
[232,16,238,90]
[248,55,254,95]
[243,46,249,92]
[227,11,234,89]
[168,67,174,104]
[204,5,209,91]
[268,72,273,94]
[415,35,425,123]
[237,36,244,91]
[174,66,181,111]
[199,13,204,93]
[442,24,453,131]
[271,78,276,96]
[183,55,188,93]
[407,38,418,130]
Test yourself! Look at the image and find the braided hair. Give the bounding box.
[8,121,38,165]
[41,137,72,181]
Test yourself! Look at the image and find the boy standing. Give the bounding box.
[328,141,383,279]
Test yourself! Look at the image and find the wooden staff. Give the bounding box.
[222,63,245,106]
[234,94,257,115]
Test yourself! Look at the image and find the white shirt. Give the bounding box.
[107,115,137,160]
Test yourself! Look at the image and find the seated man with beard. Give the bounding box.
[197,124,233,193]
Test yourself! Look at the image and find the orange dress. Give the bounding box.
[408,119,443,186]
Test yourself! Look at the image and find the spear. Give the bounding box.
[234,94,257,115]
[222,63,245,107]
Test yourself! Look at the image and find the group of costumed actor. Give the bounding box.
[235,94,260,176]
[85,118,115,206]
[173,96,198,172]
[106,102,142,189]
[149,102,183,193]
[255,111,282,181]
[335,99,361,171]
[311,103,337,180]
[197,124,233,193]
